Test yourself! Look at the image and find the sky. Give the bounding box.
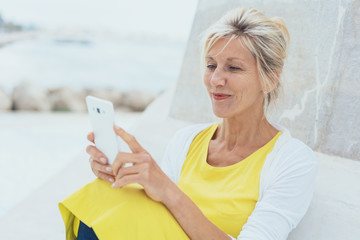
[0,0,198,40]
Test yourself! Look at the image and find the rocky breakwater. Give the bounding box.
[0,31,38,48]
[0,81,157,112]
[0,88,12,110]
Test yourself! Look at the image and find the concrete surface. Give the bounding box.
[289,153,360,240]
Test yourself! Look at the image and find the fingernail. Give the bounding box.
[100,157,107,164]
[106,167,112,172]
[112,183,116,188]
[109,178,114,183]
[115,125,121,131]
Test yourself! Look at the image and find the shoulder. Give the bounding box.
[280,138,316,161]
[170,122,215,144]
[162,121,216,160]
[258,124,319,203]
[268,124,318,177]
[247,129,319,239]
[272,123,317,163]
[161,122,216,183]
[164,122,215,154]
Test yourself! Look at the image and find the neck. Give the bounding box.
[215,106,277,151]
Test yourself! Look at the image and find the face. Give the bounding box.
[203,37,264,119]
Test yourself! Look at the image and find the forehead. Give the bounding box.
[206,37,255,63]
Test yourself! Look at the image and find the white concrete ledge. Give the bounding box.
[289,153,360,240]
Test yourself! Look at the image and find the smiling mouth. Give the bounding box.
[212,93,232,100]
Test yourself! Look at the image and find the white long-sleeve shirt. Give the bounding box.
[161,122,318,240]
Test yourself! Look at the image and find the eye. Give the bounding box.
[206,64,216,70]
[229,66,241,71]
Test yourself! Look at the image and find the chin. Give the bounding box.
[212,107,233,119]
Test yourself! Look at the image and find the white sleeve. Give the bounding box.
[160,123,209,184]
[235,145,318,240]
[160,126,191,184]
[160,133,179,183]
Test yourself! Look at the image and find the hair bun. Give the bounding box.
[271,17,290,45]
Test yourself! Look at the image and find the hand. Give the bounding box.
[86,132,116,183]
[111,125,175,203]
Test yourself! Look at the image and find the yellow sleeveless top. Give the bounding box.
[59,180,189,240]
[177,123,281,237]
[59,123,281,239]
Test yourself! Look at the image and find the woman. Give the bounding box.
[59,7,318,240]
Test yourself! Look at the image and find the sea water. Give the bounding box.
[0,33,186,94]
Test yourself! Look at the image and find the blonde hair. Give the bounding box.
[201,8,290,111]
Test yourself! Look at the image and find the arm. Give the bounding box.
[163,180,231,240]
[232,145,318,240]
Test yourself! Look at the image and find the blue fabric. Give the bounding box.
[77,221,99,240]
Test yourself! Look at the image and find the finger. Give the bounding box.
[113,125,145,153]
[112,174,140,188]
[94,170,115,183]
[87,132,95,144]
[112,152,151,176]
[86,145,108,164]
[92,160,115,177]
[116,163,143,180]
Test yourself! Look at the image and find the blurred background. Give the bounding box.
[0,0,198,95]
[0,0,198,219]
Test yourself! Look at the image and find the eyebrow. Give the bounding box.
[205,56,245,62]
[205,56,246,66]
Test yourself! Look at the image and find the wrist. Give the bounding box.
[161,180,183,209]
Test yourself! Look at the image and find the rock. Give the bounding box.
[0,88,12,111]
[49,87,86,112]
[122,90,156,112]
[85,89,124,109]
[12,81,51,111]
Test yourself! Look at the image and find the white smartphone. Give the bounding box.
[86,96,119,165]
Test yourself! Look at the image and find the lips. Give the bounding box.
[212,93,232,100]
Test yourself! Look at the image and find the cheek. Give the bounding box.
[232,82,262,107]
[228,79,246,96]
[230,74,258,95]
[229,81,253,105]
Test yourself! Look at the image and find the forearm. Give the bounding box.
[162,182,231,240]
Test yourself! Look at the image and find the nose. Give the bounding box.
[209,67,226,87]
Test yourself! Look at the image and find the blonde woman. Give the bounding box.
[59,7,318,240]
